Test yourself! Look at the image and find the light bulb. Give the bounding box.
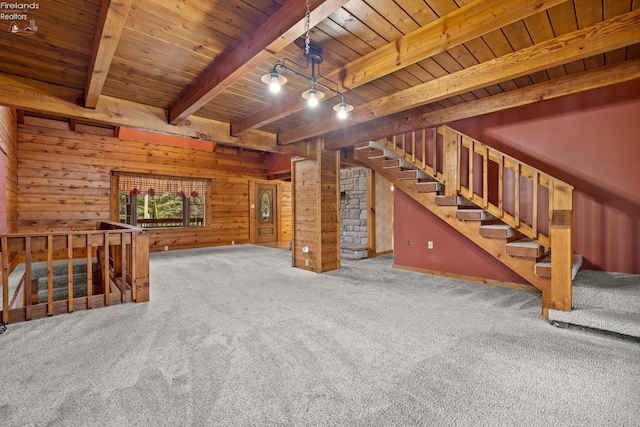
[307,92,319,107]
[337,105,347,119]
[269,77,281,93]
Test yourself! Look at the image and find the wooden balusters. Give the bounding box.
[67,234,74,313]
[25,237,32,320]
[86,234,93,310]
[1,237,8,324]
[498,154,504,217]
[443,127,460,197]
[47,235,54,316]
[121,232,127,303]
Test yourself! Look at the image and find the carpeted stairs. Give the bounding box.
[30,260,97,303]
[549,270,640,338]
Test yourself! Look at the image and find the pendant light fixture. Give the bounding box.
[260,0,353,119]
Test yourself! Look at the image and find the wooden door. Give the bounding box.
[255,184,277,243]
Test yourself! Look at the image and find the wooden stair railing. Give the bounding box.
[0,222,149,325]
[355,125,576,316]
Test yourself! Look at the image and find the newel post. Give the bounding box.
[442,126,460,197]
[132,229,150,302]
[548,181,573,312]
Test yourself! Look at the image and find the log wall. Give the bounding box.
[0,107,17,234]
[17,117,291,252]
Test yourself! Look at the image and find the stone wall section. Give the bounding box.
[340,168,368,258]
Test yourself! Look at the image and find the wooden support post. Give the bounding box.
[367,169,376,258]
[548,181,574,312]
[443,127,460,197]
[132,229,149,302]
[120,232,127,302]
[1,237,8,324]
[291,139,341,273]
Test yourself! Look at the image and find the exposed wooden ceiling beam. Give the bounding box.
[324,58,640,150]
[168,0,350,125]
[84,0,132,109]
[230,0,568,135]
[280,9,640,145]
[0,72,292,153]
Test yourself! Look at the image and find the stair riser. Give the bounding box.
[506,245,545,258]
[549,309,640,339]
[479,227,516,239]
[435,196,475,207]
[455,210,495,221]
[411,182,442,193]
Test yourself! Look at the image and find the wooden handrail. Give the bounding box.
[0,222,149,325]
[381,125,574,248]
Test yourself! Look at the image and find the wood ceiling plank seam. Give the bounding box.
[107,62,198,87]
[144,0,254,42]
[603,0,633,63]
[362,0,421,34]
[424,0,459,18]
[124,11,228,58]
[28,1,101,31]
[396,0,440,25]
[342,0,404,44]
[0,37,89,68]
[116,27,217,68]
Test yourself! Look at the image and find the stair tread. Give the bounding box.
[480,224,513,230]
[506,238,542,248]
[549,307,640,338]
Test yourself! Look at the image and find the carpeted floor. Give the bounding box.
[1,244,639,426]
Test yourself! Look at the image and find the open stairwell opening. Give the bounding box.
[354,125,581,318]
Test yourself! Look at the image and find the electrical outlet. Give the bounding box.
[164,245,168,251]
[305,259,309,267]
[428,241,434,249]
[231,240,235,245]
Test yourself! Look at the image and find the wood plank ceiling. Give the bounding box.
[0,0,638,152]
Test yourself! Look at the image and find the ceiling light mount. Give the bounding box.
[261,0,353,119]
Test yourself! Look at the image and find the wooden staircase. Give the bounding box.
[354,126,581,316]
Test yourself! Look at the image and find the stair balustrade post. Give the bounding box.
[132,229,149,302]
[549,181,574,312]
[442,127,460,197]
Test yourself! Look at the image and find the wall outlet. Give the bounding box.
[428,241,434,249]
[231,240,235,245]
[305,259,309,267]
[164,245,168,251]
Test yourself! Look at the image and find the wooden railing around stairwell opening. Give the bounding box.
[372,125,574,314]
[0,222,149,325]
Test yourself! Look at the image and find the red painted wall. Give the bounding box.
[394,80,640,277]
[394,189,527,284]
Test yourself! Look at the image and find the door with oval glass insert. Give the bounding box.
[255,184,277,243]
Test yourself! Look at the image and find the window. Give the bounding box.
[116,173,208,228]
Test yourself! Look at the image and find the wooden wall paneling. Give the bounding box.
[15,117,275,250]
[0,107,18,233]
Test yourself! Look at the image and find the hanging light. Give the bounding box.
[261,70,287,93]
[260,0,353,119]
[333,101,354,119]
[302,87,324,107]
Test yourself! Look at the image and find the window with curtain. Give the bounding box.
[116,173,208,228]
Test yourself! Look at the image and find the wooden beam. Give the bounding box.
[281,9,640,145]
[0,72,298,153]
[84,0,132,109]
[230,0,568,135]
[324,58,640,149]
[169,0,349,125]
